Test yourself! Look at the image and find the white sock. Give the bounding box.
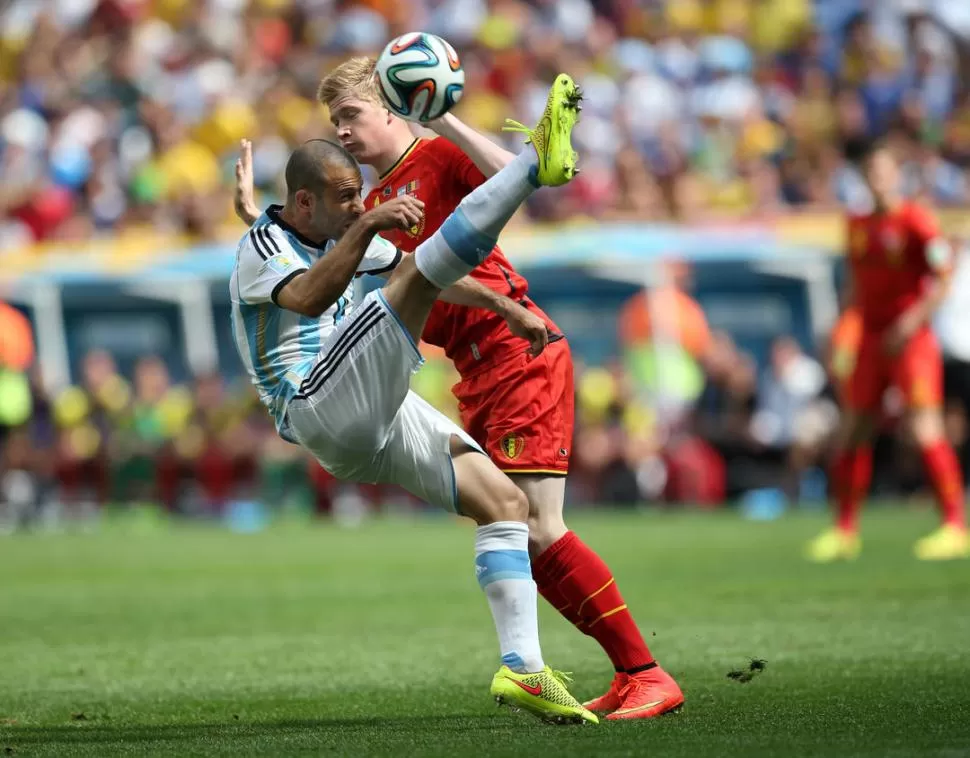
[415,150,539,289]
[475,520,544,674]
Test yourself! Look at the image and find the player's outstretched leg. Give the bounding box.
[377,74,581,351]
[410,73,582,292]
[452,447,597,725]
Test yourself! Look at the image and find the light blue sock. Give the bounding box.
[475,520,544,674]
[414,151,538,289]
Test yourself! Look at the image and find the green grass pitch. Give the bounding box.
[1,507,969,757]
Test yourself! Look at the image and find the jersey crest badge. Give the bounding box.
[406,217,426,238]
[882,226,903,265]
[267,255,293,274]
[501,434,525,460]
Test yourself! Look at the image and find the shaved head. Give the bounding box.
[285,139,360,200]
[278,139,366,244]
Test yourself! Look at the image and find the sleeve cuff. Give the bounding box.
[355,248,403,277]
[271,269,308,305]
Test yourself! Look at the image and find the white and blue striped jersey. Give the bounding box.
[230,205,401,439]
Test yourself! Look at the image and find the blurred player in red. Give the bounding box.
[235,57,682,718]
[807,143,968,562]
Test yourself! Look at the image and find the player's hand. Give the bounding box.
[422,111,457,136]
[365,195,425,231]
[503,301,549,357]
[883,313,919,356]
[234,139,260,225]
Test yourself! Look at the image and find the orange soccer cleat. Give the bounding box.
[583,672,628,714]
[605,666,684,721]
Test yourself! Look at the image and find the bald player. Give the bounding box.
[229,90,597,724]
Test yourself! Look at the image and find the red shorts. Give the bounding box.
[846,326,942,412]
[453,337,573,475]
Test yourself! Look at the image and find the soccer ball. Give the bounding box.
[375,32,464,123]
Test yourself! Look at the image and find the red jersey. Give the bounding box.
[846,201,950,331]
[365,137,557,375]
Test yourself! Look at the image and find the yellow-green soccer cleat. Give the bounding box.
[503,74,583,187]
[805,527,861,563]
[914,524,969,561]
[490,665,598,725]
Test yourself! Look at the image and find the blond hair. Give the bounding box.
[317,56,381,107]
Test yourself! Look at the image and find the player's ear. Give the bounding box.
[295,188,313,213]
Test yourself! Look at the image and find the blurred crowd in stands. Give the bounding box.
[2,0,970,252]
[3,277,970,528]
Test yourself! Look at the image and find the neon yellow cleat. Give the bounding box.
[914,524,969,561]
[805,528,861,563]
[490,665,598,725]
[503,74,582,187]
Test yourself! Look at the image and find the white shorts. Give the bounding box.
[285,289,481,511]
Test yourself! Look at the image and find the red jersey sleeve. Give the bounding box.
[905,203,940,244]
[431,137,486,193]
[905,203,952,275]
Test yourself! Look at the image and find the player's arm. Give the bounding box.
[908,207,954,324]
[276,196,424,317]
[427,113,515,179]
[885,208,954,354]
[234,139,261,226]
[897,241,953,323]
[438,277,550,356]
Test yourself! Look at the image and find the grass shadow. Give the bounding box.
[3,714,519,747]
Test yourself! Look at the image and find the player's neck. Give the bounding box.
[874,195,903,215]
[372,132,420,177]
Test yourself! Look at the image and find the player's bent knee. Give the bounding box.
[526,511,567,554]
[453,445,529,525]
[489,485,529,524]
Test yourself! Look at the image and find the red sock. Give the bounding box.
[533,567,584,628]
[833,448,872,532]
[532,531,654,673]
[920,440,966,529]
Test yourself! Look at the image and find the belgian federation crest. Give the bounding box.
[501,434,525,460]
